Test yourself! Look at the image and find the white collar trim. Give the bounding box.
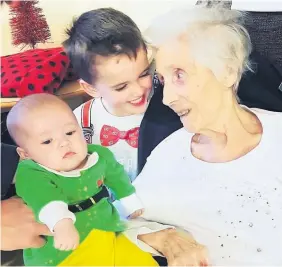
[39,152,99,177]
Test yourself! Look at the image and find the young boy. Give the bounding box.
[6,94,154,266]
[63,8,159,182]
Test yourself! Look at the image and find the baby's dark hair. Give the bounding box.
[63,8,147,85]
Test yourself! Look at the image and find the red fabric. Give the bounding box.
[82,100,93,128]
[81,99,95,144]
[1,47,77,98]
[100,125,139,148]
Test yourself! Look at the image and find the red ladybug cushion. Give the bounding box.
[1,47,77,98]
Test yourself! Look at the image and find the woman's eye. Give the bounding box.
[42,139,52,145]
[66,131,75,136]
[177,72,183,79]
[173,69,185,83]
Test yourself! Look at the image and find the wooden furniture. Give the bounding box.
[0,81,86,112]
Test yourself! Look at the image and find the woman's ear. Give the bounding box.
[219,65,238,89]
[16,147,29,160]
[79,79,101,98]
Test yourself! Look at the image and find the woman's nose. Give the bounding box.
[162,84,178,106]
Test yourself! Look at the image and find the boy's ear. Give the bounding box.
[79,79,101,98]
[16,147,29,160]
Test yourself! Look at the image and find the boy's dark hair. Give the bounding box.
[63,8,147,85]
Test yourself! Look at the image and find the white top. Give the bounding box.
[74,98,143,182]
[132,108,282,266]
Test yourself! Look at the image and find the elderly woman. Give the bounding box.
[130,5,282,266]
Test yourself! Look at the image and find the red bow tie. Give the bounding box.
[100,125,139,148]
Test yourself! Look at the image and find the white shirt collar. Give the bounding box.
[39,152,99,177]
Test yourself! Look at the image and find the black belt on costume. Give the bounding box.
[68,185,109,213]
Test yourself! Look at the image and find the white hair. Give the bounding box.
[145,4,253,91]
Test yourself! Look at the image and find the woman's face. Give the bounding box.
[156,38,228,133]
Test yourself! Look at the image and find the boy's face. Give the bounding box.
[18,104,88,172]
[88,48,153,116]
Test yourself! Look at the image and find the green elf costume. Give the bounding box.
[15,144,151,266]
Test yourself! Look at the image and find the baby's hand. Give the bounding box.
[128,208,144,219]
[53,218,79,251]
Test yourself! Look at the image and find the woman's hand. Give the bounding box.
[1,197,52,251]
[138,228,209,266]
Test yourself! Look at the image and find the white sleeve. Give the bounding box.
[123,218,175,256]
[114,193,144,218]
[38,201,76,232]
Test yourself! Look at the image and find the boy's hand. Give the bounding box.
[53,218,79,251]
[128,208,144,219]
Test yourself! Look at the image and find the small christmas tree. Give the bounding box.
[9,0,51,50]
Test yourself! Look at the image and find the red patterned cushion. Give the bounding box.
[1,47,77,98]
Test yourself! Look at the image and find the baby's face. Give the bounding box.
[22,105,87,172]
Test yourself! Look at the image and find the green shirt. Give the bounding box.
[16,145,135,266]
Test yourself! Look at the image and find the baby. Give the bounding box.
[7,94,154,266]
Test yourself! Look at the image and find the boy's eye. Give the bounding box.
[115,84,127,92]
[66,131,76,136]
[140,70,150,78]
[42,139,52,145]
